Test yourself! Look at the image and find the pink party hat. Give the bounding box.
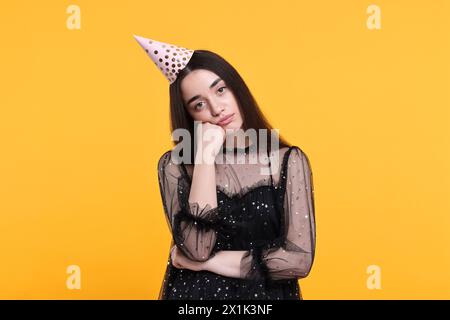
[133,34,194,84]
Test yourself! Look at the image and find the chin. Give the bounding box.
[228,120,244,130]
[224,124,241,131]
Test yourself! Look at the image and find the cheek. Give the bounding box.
[233,104,243,123]
[228,97,242,120]
[187,109,209,122]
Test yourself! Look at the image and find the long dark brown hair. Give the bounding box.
[168,49,290,163]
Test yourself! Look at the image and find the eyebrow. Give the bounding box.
[186,78,223,106]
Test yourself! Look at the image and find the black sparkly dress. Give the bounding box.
[156,145,316,300]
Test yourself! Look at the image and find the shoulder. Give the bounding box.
[157,149,173,167]
[157,149,183,175]
[277,145,307,163]
[268,146,306,179]
[278,145,313,174]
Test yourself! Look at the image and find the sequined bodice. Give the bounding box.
[214,186,282,251]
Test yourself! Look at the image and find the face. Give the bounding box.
[181,69,244,131]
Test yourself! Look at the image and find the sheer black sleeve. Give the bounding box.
[157,151,221,262]
[240,147,316,281]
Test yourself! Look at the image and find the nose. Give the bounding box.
[210,101,224,117]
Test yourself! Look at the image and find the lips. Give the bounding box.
[217,113,235,126]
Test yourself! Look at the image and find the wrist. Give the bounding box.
[195,150,217,165]
[202,252,218,272]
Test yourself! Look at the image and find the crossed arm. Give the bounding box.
[171,245,247,278]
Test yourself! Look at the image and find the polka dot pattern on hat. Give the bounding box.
[133,35,194,84]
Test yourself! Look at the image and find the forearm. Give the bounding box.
[203,250,248,279]
[178,154,218,260]
[188,154,217,210]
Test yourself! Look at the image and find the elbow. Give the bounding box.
[266,252,314,281]
[296,253,314,279]
[177,243,215,262]
[191,255,213,263]
[278,253,314,280]
[188,251,214,262]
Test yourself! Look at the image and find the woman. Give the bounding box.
[134,35,316,300]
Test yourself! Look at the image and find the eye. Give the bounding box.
[217,86,227,94]
[194,101,205,111]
